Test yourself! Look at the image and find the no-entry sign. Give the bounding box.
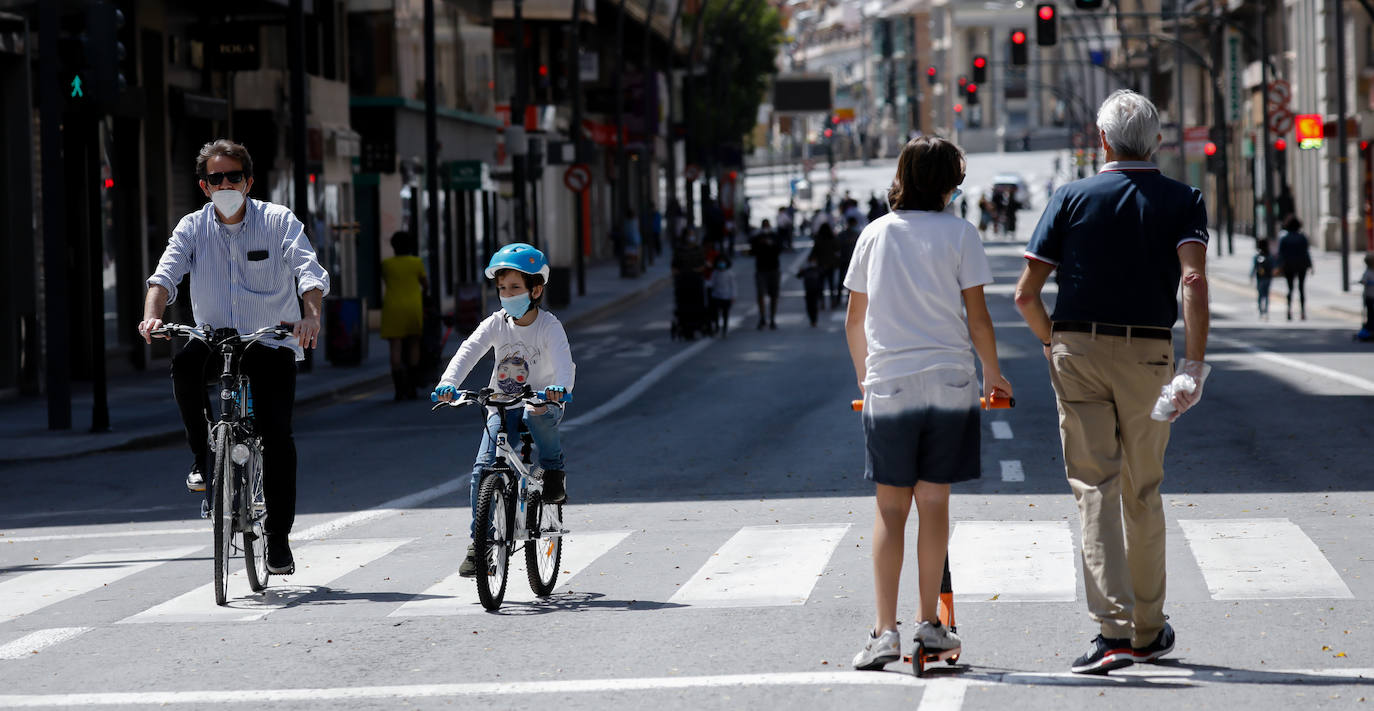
[563,163,592,192]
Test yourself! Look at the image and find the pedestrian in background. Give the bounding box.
[707,256,736,338]
[810,223,841,309]
[776,205,794,251]
[749,219,783,330]
[835,216,861,307]
[1277,214,1313,320]
[381,230,429,400]
[1359,254,1374,337]
[1249,239,1274,321]
[797,255,825,327]
[1015,90,1209,675]
[846,135,1012,672]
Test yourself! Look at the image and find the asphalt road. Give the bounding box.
[1,152,1372,710]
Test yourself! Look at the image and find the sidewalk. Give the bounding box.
[1205,230,1368,322]
[0,255,672,463]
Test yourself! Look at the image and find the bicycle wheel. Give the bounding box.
[242,443,270,592]
[211,427,233,606]
[473,472,511,611]
[525,494,563,597]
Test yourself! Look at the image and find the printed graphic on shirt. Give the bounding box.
[494,342,540,394]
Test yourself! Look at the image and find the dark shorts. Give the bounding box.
[862,369,981,487]
[754,270,780,298]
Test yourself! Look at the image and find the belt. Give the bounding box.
[1053,321,1172,340]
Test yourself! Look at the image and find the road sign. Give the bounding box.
[1269,109,1294,136]
[1265,80,1291,112]
[563,163,591,192]
[684,164,701,182]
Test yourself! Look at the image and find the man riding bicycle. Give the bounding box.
[138,139,330,575]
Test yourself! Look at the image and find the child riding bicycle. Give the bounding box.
[433,243,576,578]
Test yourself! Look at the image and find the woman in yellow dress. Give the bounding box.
[381,231,429,399]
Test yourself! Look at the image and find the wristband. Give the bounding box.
[1041,340,1052,348]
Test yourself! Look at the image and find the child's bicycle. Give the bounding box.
[850,393,1014,676]
[433,385,569,611]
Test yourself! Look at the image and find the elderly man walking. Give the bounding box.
[1013,90,1210,675]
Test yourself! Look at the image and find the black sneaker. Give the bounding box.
[459,543,478,578]
[1070,635,1134,675]
[1132,623,1176,663]
[266,535,295,575]
[186,463,206,493]
[542,470,566,504]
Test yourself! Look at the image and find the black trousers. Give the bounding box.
[172,340,298,537]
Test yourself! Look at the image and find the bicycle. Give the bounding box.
[432,385,568,611]
[155,323,293,606]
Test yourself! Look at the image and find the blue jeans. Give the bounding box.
[469,404,565,536]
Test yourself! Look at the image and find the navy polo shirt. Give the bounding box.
[1025,161,1208,328]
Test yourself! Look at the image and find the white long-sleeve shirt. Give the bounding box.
[439,309,576,398]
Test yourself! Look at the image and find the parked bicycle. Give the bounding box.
[154,323,293,606]
[432,385,568,610]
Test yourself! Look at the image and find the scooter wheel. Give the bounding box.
[946,655,960,665]
[913,644,926,677]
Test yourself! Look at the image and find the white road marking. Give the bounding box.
[389,530,633,617]
[1178,519,1354,600]
[999,460,1024,482]
[293,479,467,542]
[1212,335,1374,393]
[949,521,1076,601]
[668,524,849,607]
[120,538,413,624]
[0,546,201,623]
[562,339,714,429]
[0,505,185,522]
[0,529,205,544]
[0,627,92,660]
[918,680,968,711]
[990,421,1013,439]
[4,668,1369,705]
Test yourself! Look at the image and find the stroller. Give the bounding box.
[670,271,715,341]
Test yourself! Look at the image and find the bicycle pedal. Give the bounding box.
[200,501,211,519]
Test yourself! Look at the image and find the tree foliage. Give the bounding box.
[685,0,783,166]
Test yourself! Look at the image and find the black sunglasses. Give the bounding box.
[203,170,247,186]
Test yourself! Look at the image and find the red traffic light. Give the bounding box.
[927,66,936,77]
[728,170,738,181]
[958,75,968,87]
[824,128,833,138]
[103,178,114,189]
[966,83,978,93]
[1203,142,1218,157]
[538,64,548,77]
[973,56,986,69]
[1012,30,1027,45]
[1274,138,1287,152]
[1038,4,1055,19]
[953,103,964,113]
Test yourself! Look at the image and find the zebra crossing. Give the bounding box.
[0,517,1360,651]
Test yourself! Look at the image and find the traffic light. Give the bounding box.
[927,66,938,86]
[966,82,979,105]
[1204,130,1222,173]
[1274,138,1287,152]
[1036,4,1057,46]
[83,1,126,111]
[953,103,964,114]
[1074,0,1103,8]
[1010,29,1028,66]
[972,56,987,84]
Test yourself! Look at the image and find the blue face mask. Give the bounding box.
[947,188,963,207]
[501,293,532,319]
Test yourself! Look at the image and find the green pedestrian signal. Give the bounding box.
[70,75,83,98]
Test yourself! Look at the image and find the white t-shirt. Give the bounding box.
[439,309,576,397]
[842,210,993,384]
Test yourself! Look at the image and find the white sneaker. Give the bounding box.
[852,628,901,671]
[913,620,961,654]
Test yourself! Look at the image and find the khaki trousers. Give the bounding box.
[1049,329,1173,646]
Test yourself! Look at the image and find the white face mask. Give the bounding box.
[211,188,246,218]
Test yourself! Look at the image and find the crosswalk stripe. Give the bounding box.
[0,627,92,660]
[949,521,1076,601]
[120,538,413,624]
[1,547,201,623]
[389,530,633,616]
[1178,519,1354,600]
[668,524,849,608]
[990,421,1013,440]
[999,460,1025,482]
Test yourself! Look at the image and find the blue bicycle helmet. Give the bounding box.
[485,242,550,282]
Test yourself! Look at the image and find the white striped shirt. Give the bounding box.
[148,198,331,359]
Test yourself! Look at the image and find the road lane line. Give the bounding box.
[120,538,413,624]
[999,460,1024,482]
[0,547,201,623]
[389,530,633,617]
[917,680,968,711]
[668,524,849,608]
[990,421,1013,439]
[1,529,205,544]
[0,505,185,522]
[1178,519,1353,600]
[293,478,468,542]
[0,627,92,660]
[949,521,1075,601]
[1212,336,1374,393]
[561,339,714,429]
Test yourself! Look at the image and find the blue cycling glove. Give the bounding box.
[433,385,458,402]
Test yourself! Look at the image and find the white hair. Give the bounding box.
[1096,90,1161,159]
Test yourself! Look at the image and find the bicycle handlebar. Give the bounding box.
[430,385,572,412]
[152,323,293,347]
